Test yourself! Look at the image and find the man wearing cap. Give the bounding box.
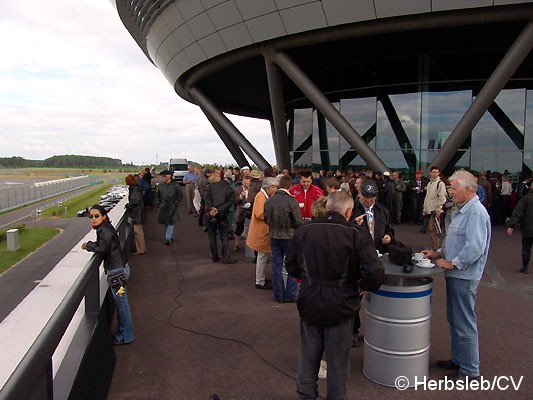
[351,179,392,347]
[247,169,262,207]
[290,170,324,220]
[241,166,251,179]
[353,179,393,254]
[408,170,429,226]
[156,170,183,245]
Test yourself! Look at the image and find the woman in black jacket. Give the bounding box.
[125,174,146,255]
[81,205,134,346]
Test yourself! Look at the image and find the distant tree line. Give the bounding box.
[0,155,123,168]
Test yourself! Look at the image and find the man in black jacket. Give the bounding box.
[352,180,393,254]
[205,176,237,264]
[286,190,385,400]
[264,175,302,303]
[507,185,533,274]
[408,170,429,225]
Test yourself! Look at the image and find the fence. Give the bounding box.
[0,176,91,212]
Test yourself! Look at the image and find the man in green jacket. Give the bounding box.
[506,184,533,274]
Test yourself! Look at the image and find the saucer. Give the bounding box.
[416,261,434,268]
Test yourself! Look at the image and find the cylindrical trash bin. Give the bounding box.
[363,276,433,387]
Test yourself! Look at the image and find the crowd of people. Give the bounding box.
[86,163,531,398]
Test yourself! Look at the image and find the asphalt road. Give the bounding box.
[0,187,105,322]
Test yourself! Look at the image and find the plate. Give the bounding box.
[416,261,434,268]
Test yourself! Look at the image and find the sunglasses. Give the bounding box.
[89,214,102,219]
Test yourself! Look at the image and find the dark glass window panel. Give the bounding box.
[525,90,533,174]
[293,108,313,149]
[420,91,472,151]
[376,150,408,170]
[471,150,522,175]
[339,97,377,151]
[472,89,525,152]
[376,93,421,150]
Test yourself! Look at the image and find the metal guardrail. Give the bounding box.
[0,204,133,400]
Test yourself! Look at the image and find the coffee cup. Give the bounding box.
[418,258,431,267]
[413,253,424,261]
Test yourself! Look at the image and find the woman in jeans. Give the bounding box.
[81,204,134,346]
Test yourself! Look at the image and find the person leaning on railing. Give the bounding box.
[81,204,134,346]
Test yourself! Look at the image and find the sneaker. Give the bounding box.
[255,283,272,290]
[519,267,529,274]
[436,359,460,371]
[445,371,479,382]
[318,360,327,379]
[284,298,298,303]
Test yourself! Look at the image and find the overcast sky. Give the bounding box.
[0,1,274,167]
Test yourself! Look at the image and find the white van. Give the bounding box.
[169,158,188,184]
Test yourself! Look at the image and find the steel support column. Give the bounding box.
[189,87,270,170]
[271,51,388,172]
[264,56,291,170]
[430,21,533,172]
[199,104,250,168]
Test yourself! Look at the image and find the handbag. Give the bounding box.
[107,268,127,291]
[388,241,413,267]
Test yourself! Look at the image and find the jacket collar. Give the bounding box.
[276,188,292,196]
[324,211,347,222]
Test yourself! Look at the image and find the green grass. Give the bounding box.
[41,184,112,218]
[0,227,60,274]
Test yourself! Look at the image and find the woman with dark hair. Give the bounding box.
[125,174,146,255]
[81,205,134,346]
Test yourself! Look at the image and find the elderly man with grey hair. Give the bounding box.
[246,177,279,290]
[286,190,384,399]
[423,169,491,383]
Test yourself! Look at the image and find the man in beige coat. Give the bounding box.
[247,177,279,290]
[423,166,447,250]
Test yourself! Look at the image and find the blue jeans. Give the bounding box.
[109,264,134,343]
[270,238,298,302]
[297,319,353,400]
[165,224,174,242]
[446,277,479,377]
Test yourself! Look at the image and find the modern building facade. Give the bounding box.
[115,0,533,177]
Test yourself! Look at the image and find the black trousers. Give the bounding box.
[206,212,229,262]
[522,236,533,267]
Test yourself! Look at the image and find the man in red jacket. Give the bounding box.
[290,170,324,220]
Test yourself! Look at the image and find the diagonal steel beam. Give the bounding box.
[264,56,291,170]
[189,87,270,170]
[271,51,388,172]
[198,104,250,168]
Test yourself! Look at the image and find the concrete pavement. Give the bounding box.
[107,206,533,400]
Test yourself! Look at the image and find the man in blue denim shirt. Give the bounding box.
[423,169,491,382]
